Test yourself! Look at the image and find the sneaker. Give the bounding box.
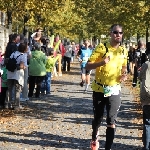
[5,104,9,109]
[28,96,34,100]
[41,92,45,95]
[84,87,89,93]
[84,90,87,93]
[13,105,24,111]
[5,103,13,109]
[20,98,29,101]
[35,96,41,99]
[25,98,29,101]
[90,140,99,150]
[96,131,99,138]
[90,131,99,150]
[80,82,84,87]
[46,93,51,96]
[132,83,136,87]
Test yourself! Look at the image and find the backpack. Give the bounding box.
[64,45,72,57]
[102,43,108,58]
[6,52,22,72]
[102,43,124,58]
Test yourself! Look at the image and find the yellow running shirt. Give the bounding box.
[89,43,128,93]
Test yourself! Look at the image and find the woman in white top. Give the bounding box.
[7,43,27,110]
[21,38,31,101]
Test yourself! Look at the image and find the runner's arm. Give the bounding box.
[85,56,110,70]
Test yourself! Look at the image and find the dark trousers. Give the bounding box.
[41,72,52,94]
[133,66,138,85]
[92,92,121,149]
[28,76,44,97]
[63,56,71,71]
[0,87,8,106]
[143,105,150,150]
[127,60,130,73]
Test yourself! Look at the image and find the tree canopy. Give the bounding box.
[0,0,149,40]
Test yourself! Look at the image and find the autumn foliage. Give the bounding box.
[0,0,149,39]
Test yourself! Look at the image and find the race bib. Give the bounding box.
[104,86,112,97]
[111,85,120,95]
[103,85,120,97]
[82,56,89,62]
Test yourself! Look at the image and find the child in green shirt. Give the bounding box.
[41,49,59,95]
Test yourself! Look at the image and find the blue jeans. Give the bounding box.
[41,72,52,94]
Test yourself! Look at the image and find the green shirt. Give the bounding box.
[1,67,7,87]
[29,50,46,76]
[45,56,59,72]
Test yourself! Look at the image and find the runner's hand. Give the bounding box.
[120,74,127,82]
[104,56,110,64]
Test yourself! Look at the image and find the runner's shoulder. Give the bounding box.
[93,43,106,53]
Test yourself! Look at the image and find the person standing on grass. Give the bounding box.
[86,24,128,150]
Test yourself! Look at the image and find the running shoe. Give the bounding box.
[80,81,84,87]
[90,140,99,150]
[90,131,99,150]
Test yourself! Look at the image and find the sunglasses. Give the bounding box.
[112,31,123,34]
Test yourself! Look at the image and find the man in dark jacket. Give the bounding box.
[5,33,19,59]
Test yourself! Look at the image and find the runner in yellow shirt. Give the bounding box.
[86,24,128,150]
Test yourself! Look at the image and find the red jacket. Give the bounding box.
[61,44,66,57]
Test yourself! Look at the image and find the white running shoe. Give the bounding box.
[20,98,29,101]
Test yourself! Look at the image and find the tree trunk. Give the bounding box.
[146,27,149,44]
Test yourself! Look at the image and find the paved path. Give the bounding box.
[0,63,143,150]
